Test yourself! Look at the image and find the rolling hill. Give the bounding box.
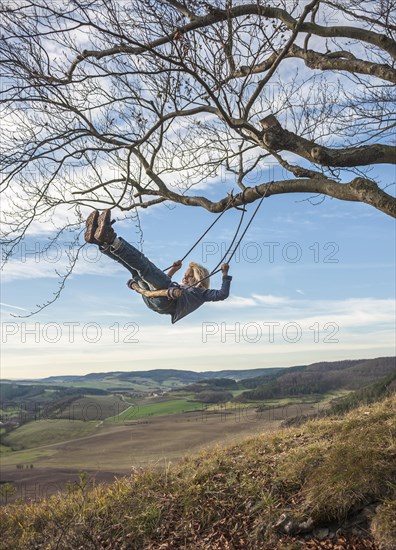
[236,357,396,401]
[1,391,395,549]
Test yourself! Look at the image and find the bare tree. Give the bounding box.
[1,0,395,261]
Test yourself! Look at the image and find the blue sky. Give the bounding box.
[1,173,395,379]
[1,1,395,380]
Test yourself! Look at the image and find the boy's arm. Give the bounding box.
[127,263,230,300]
[167,260,182,278]
[127,281,183,299]
[200,264,232,302]
[221,263,229,277]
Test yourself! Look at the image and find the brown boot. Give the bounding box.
[94,209,117,245]
[84,210,100,244]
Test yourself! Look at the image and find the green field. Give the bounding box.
[37,376,187,392]
[40,379,146,391]
[0,407,20,419]
[0,447,57,467]
[3,419,99,450]
[113,398,203,421]
[117,392,329,418]
[230,389,247,397]
[57,394,129,421]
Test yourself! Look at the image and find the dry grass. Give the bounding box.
[371,499,396,549]
[1,395,395,549]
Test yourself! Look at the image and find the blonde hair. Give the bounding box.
[189,262,210,289]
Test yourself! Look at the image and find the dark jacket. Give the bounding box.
[171,275,232,323]
[142,276,232,323]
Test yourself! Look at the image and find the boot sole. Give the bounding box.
[84,210,99,243]
[94,209,112,243]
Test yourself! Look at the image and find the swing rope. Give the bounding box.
[185,182,273,289]
[162,192,242,272]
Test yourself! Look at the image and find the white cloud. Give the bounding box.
[0,247,125,282]
[251,294,291,305]
[1,295,394,379]
[221,295,258,308]
[0,302,28,311]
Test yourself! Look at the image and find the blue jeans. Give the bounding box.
[101,237,174,314]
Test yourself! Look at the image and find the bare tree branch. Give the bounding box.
[1,0,395,253]
[258,115,396,167]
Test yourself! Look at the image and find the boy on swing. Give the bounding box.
[84,209,232,324]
